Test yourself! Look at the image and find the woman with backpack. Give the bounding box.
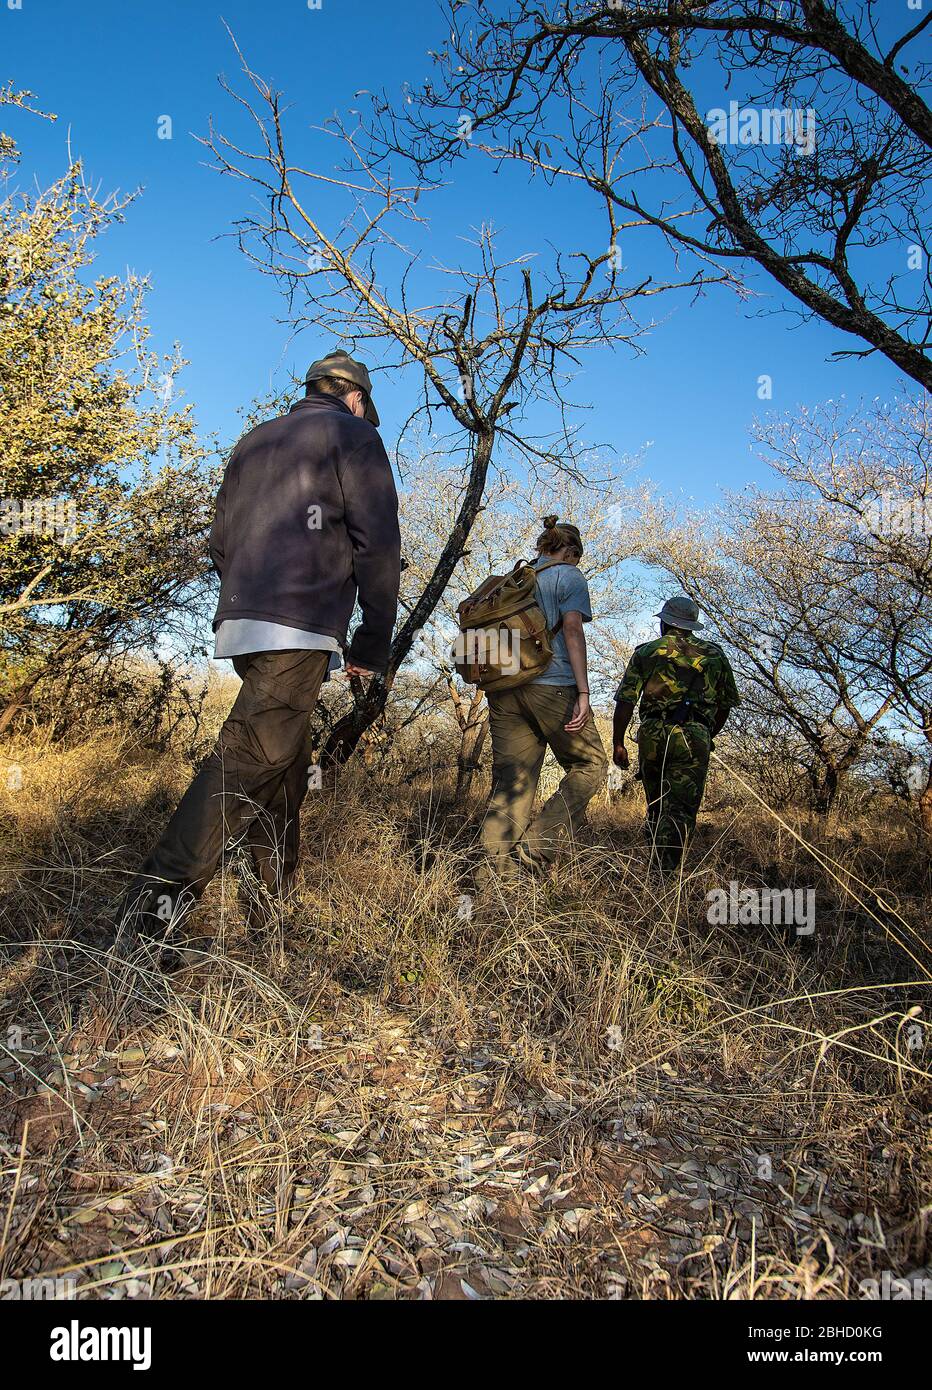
[477,515,607,884]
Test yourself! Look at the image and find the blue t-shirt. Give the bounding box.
[531,559,593,685]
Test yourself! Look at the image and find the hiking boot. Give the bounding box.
[473,853,526,899]
[112,884,195,972]
[236,868,296,938]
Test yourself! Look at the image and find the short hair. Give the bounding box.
[306,374,370,414]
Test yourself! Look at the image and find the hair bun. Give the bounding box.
[542,514,559,529]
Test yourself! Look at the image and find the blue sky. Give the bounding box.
[2,0,913,504]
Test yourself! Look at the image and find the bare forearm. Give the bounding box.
[613,699,634,750]
[563,623,589,692]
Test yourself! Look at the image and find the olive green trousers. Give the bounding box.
[480,683,607,875]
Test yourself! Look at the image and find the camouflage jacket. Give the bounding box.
[615,631,740,727]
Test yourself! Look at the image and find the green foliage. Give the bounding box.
[0,90,218,724]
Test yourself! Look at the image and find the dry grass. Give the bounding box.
[0,725,930,1300]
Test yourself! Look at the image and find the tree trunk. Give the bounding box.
[919,722,932,849]
[918,771,932,846]
[0,631,93,737]
[321,430,495,768]
[810,761,839,814]
[455,692,488,801]
[0,667,51,737]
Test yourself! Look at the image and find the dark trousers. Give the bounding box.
[126,650,329,909]
[637,717,711,871]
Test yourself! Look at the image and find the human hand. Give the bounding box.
[564,693,590,732]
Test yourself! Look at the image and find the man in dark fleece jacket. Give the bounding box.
[120,351,401,948]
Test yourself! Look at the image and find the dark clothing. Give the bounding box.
[126,650,329,911]
[616,631,740,729]
[637,717,712,872]
[616,631,739,871]
[123,392,402,930]
[210,394,401,674]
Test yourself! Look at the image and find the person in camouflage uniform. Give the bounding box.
[612,596,740,872]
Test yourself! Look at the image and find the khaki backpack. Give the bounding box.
[453,559,565,692]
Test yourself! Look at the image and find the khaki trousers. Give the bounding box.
[125,649,329,912]
[480,683,607,873]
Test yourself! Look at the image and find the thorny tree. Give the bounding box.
[202,34,721,765]
[757,396,932,836]
[634,396,932,823]
[382,1,932,390]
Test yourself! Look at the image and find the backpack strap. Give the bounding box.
[532,558,569,575]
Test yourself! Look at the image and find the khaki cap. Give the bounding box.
[305,349,380,426]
